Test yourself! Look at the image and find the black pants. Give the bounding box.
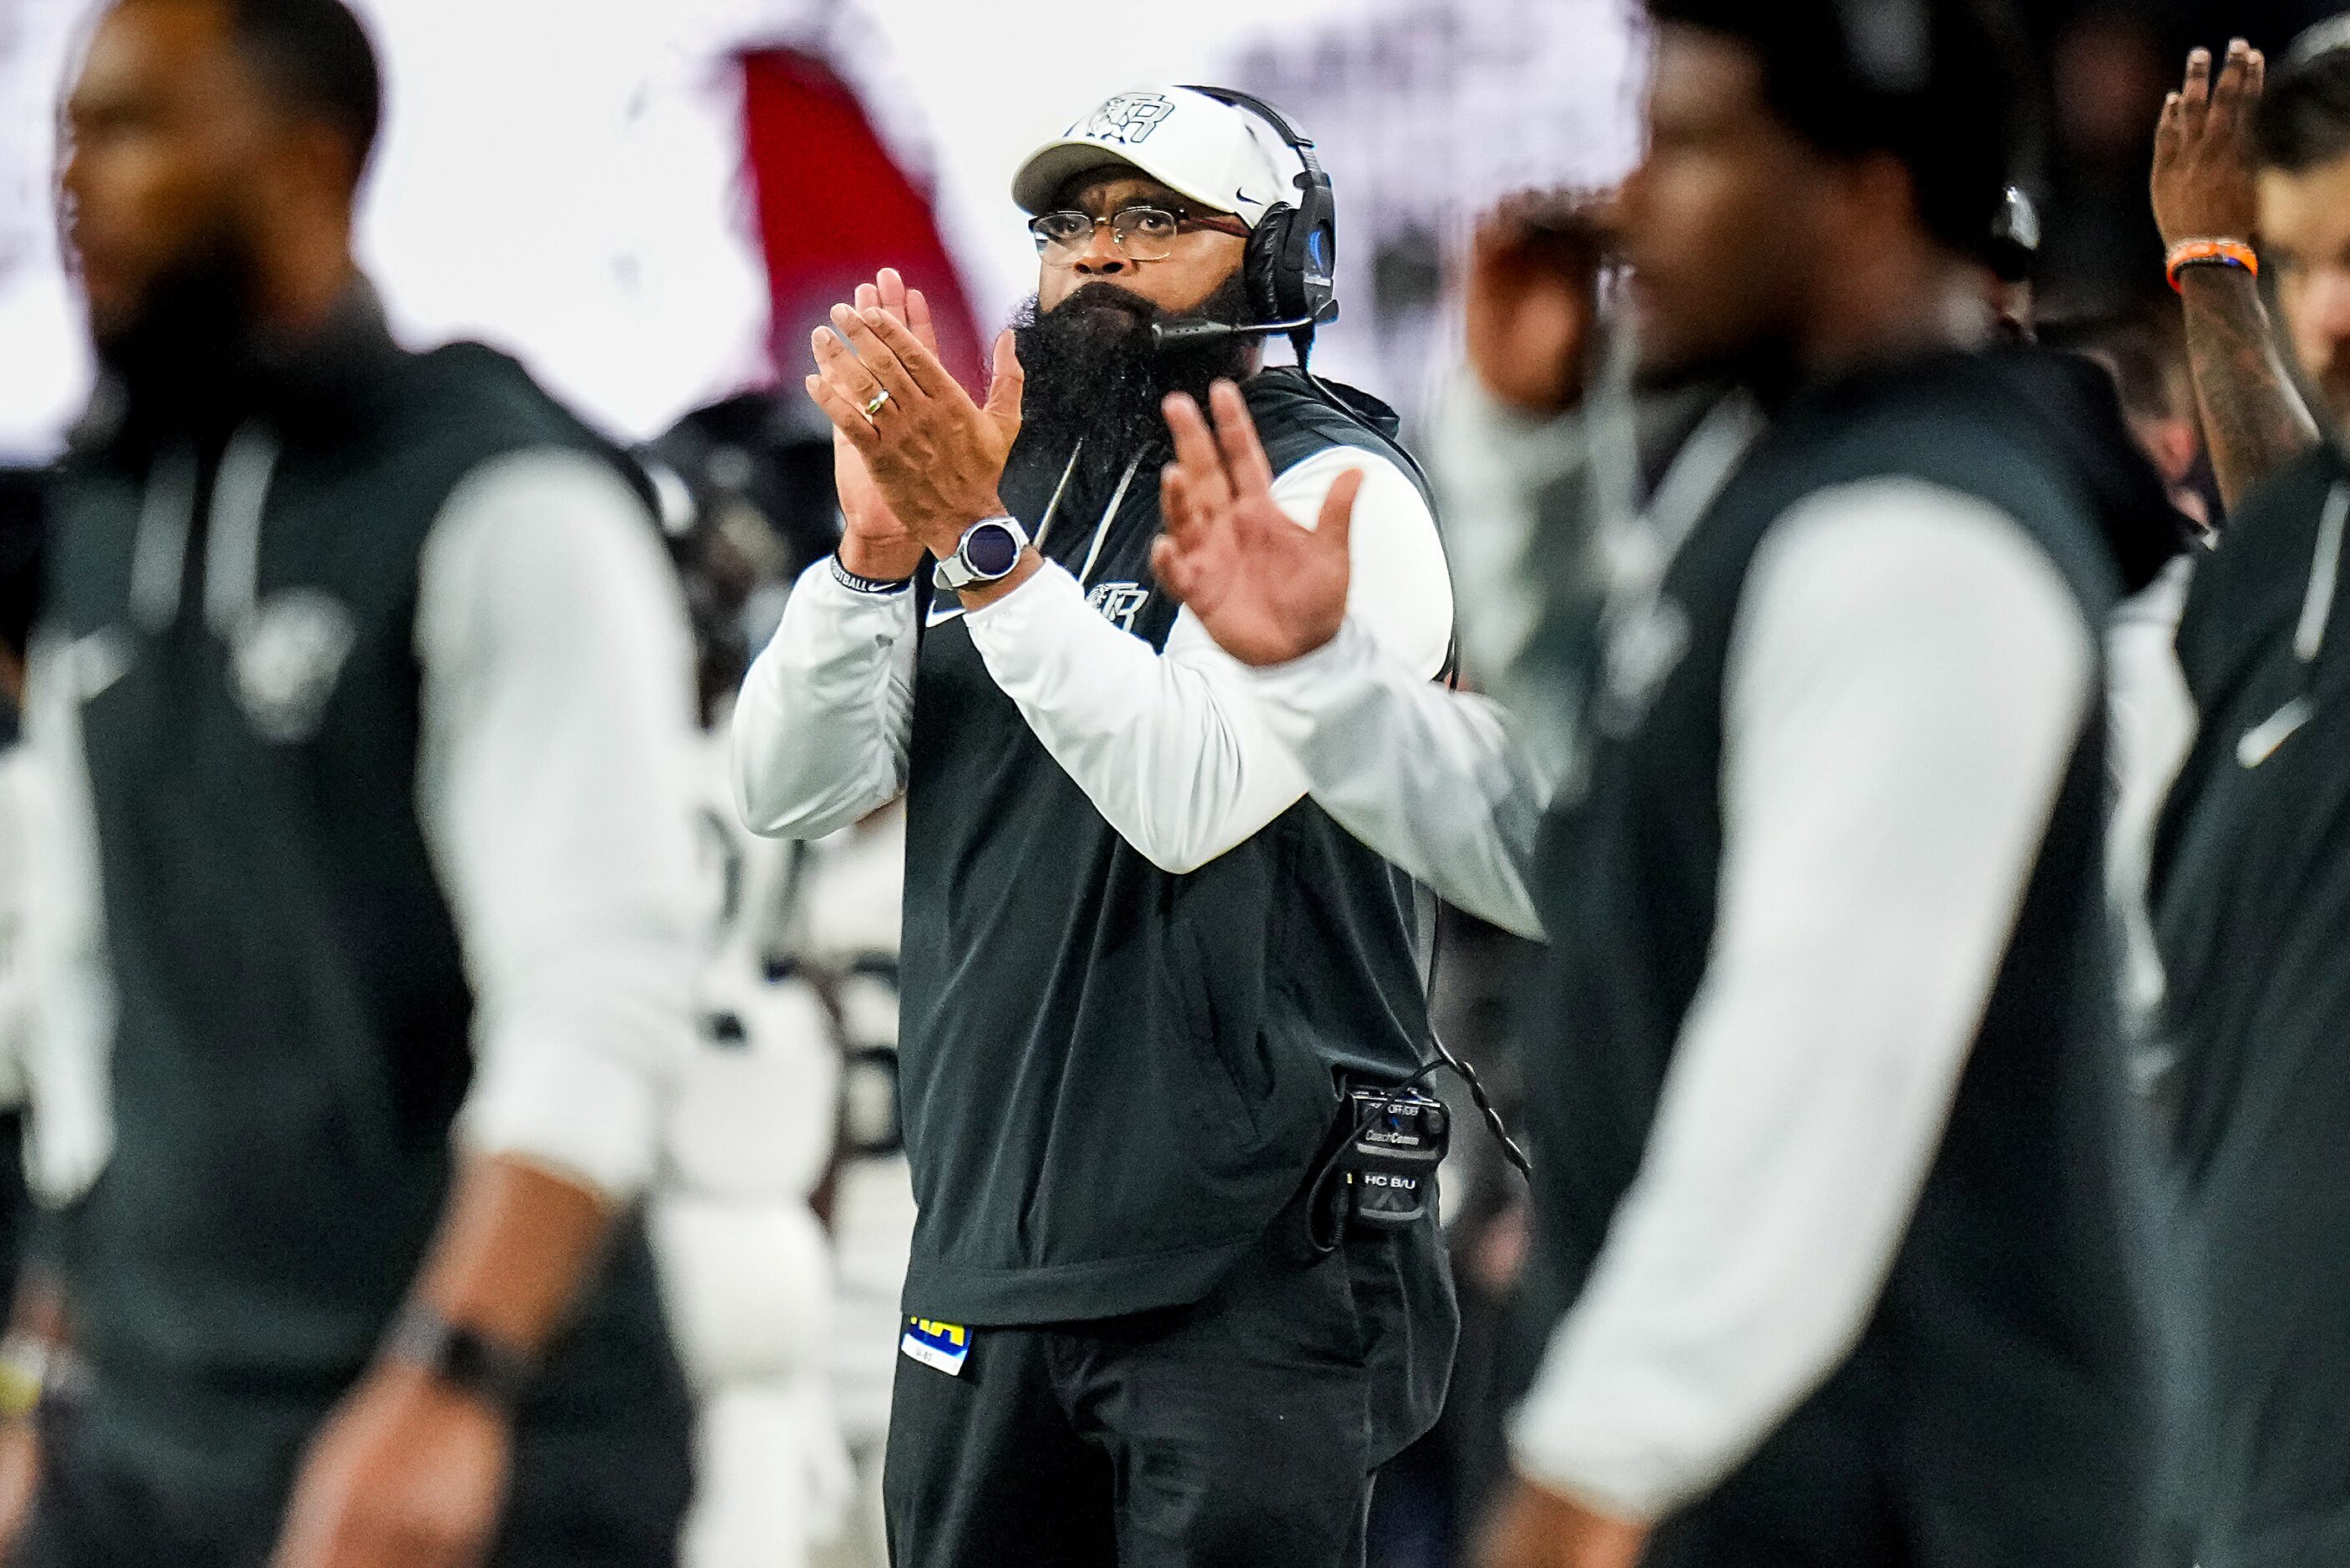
[884,1215,1457,1568]
[14,1388,693,1568]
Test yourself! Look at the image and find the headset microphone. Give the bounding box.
[1150,305,1335,352]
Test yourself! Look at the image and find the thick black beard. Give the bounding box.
[1010,274,1258,467]
[89,223,272,437]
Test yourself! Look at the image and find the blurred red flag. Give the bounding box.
[740,48,989,397]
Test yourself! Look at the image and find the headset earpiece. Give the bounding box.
[1244,204,1298,324]
[1179,85,1338,341]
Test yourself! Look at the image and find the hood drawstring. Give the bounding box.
[127,446,198,635]
[2292,482,2346,665]
[125,423,280,638]
[1030,443,1084,556]
[202,426,280,637]
[1076,455,1143,592]
[1025,443,1142,593]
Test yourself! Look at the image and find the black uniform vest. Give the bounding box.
[42,307,687,1494]
[2150,445,2350,1568]
[1529,354,2153,1565]
[896,368,1446,1325]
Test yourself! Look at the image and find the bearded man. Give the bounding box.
[732,85,1459,1568]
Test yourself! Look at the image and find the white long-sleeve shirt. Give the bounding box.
[22,448,703,1204]
[1244,394,1767,938]
[1249,477,2094,1520]
[732,445,1454,871]
[1249,619,1553,936]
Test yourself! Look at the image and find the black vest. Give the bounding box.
[1530,355,2153,1565]
[42,308,687,1492]
[2151,445,2350,1568]
[896,369,1444,1324]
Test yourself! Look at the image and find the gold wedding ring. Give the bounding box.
[863,388,892,418]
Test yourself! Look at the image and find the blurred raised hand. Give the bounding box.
[1464,190,1607,417]
[2150,39,2319,512]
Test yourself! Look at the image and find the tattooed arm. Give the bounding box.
[2180,267,2318,513]
[2154,41,2320,514]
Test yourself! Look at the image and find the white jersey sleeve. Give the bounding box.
[417,448,705,1201]
[1507,479,2095,1518]
[962,447,1453,875]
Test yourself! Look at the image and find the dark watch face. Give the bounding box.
[965,522,1021,578]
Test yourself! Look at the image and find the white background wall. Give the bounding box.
[0,0,1633,460]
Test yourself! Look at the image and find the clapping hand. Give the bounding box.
[821,273,930,583]
[1152,381,1360,667]
[807,268,1023,564]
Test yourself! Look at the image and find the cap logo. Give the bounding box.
[1077,93,1176,146]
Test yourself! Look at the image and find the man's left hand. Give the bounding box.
[1152,381,1359,666]
[271,1363,512,1568]
[809,302,1024,559]
[1477,1477,1650,1568]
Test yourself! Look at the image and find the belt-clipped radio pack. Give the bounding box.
[1340,1082,1449,1226]
[1310,1079,1451,1250]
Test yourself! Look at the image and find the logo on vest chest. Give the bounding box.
[1594,595,1690,739]
[1086,582,1152,633]
[230,589,358,745]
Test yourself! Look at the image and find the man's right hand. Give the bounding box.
[820,271,931,584]
[2153,40,2263,250]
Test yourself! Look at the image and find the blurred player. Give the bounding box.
[2148,27,2350,1567]
[13,1,704,1563]
[1153,3,2159,1565]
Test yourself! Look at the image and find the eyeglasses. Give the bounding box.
[1028,205,1250,265]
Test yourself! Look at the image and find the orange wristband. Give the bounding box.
[2167,239,2259,292]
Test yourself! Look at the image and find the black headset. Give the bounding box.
[1149,84,1433,493]
[1156,85,1339,362]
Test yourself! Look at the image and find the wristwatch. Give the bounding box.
[933,515,1030,594]
[383,1305,538,1412]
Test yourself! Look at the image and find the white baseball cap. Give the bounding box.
[1011,87,1301,229]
